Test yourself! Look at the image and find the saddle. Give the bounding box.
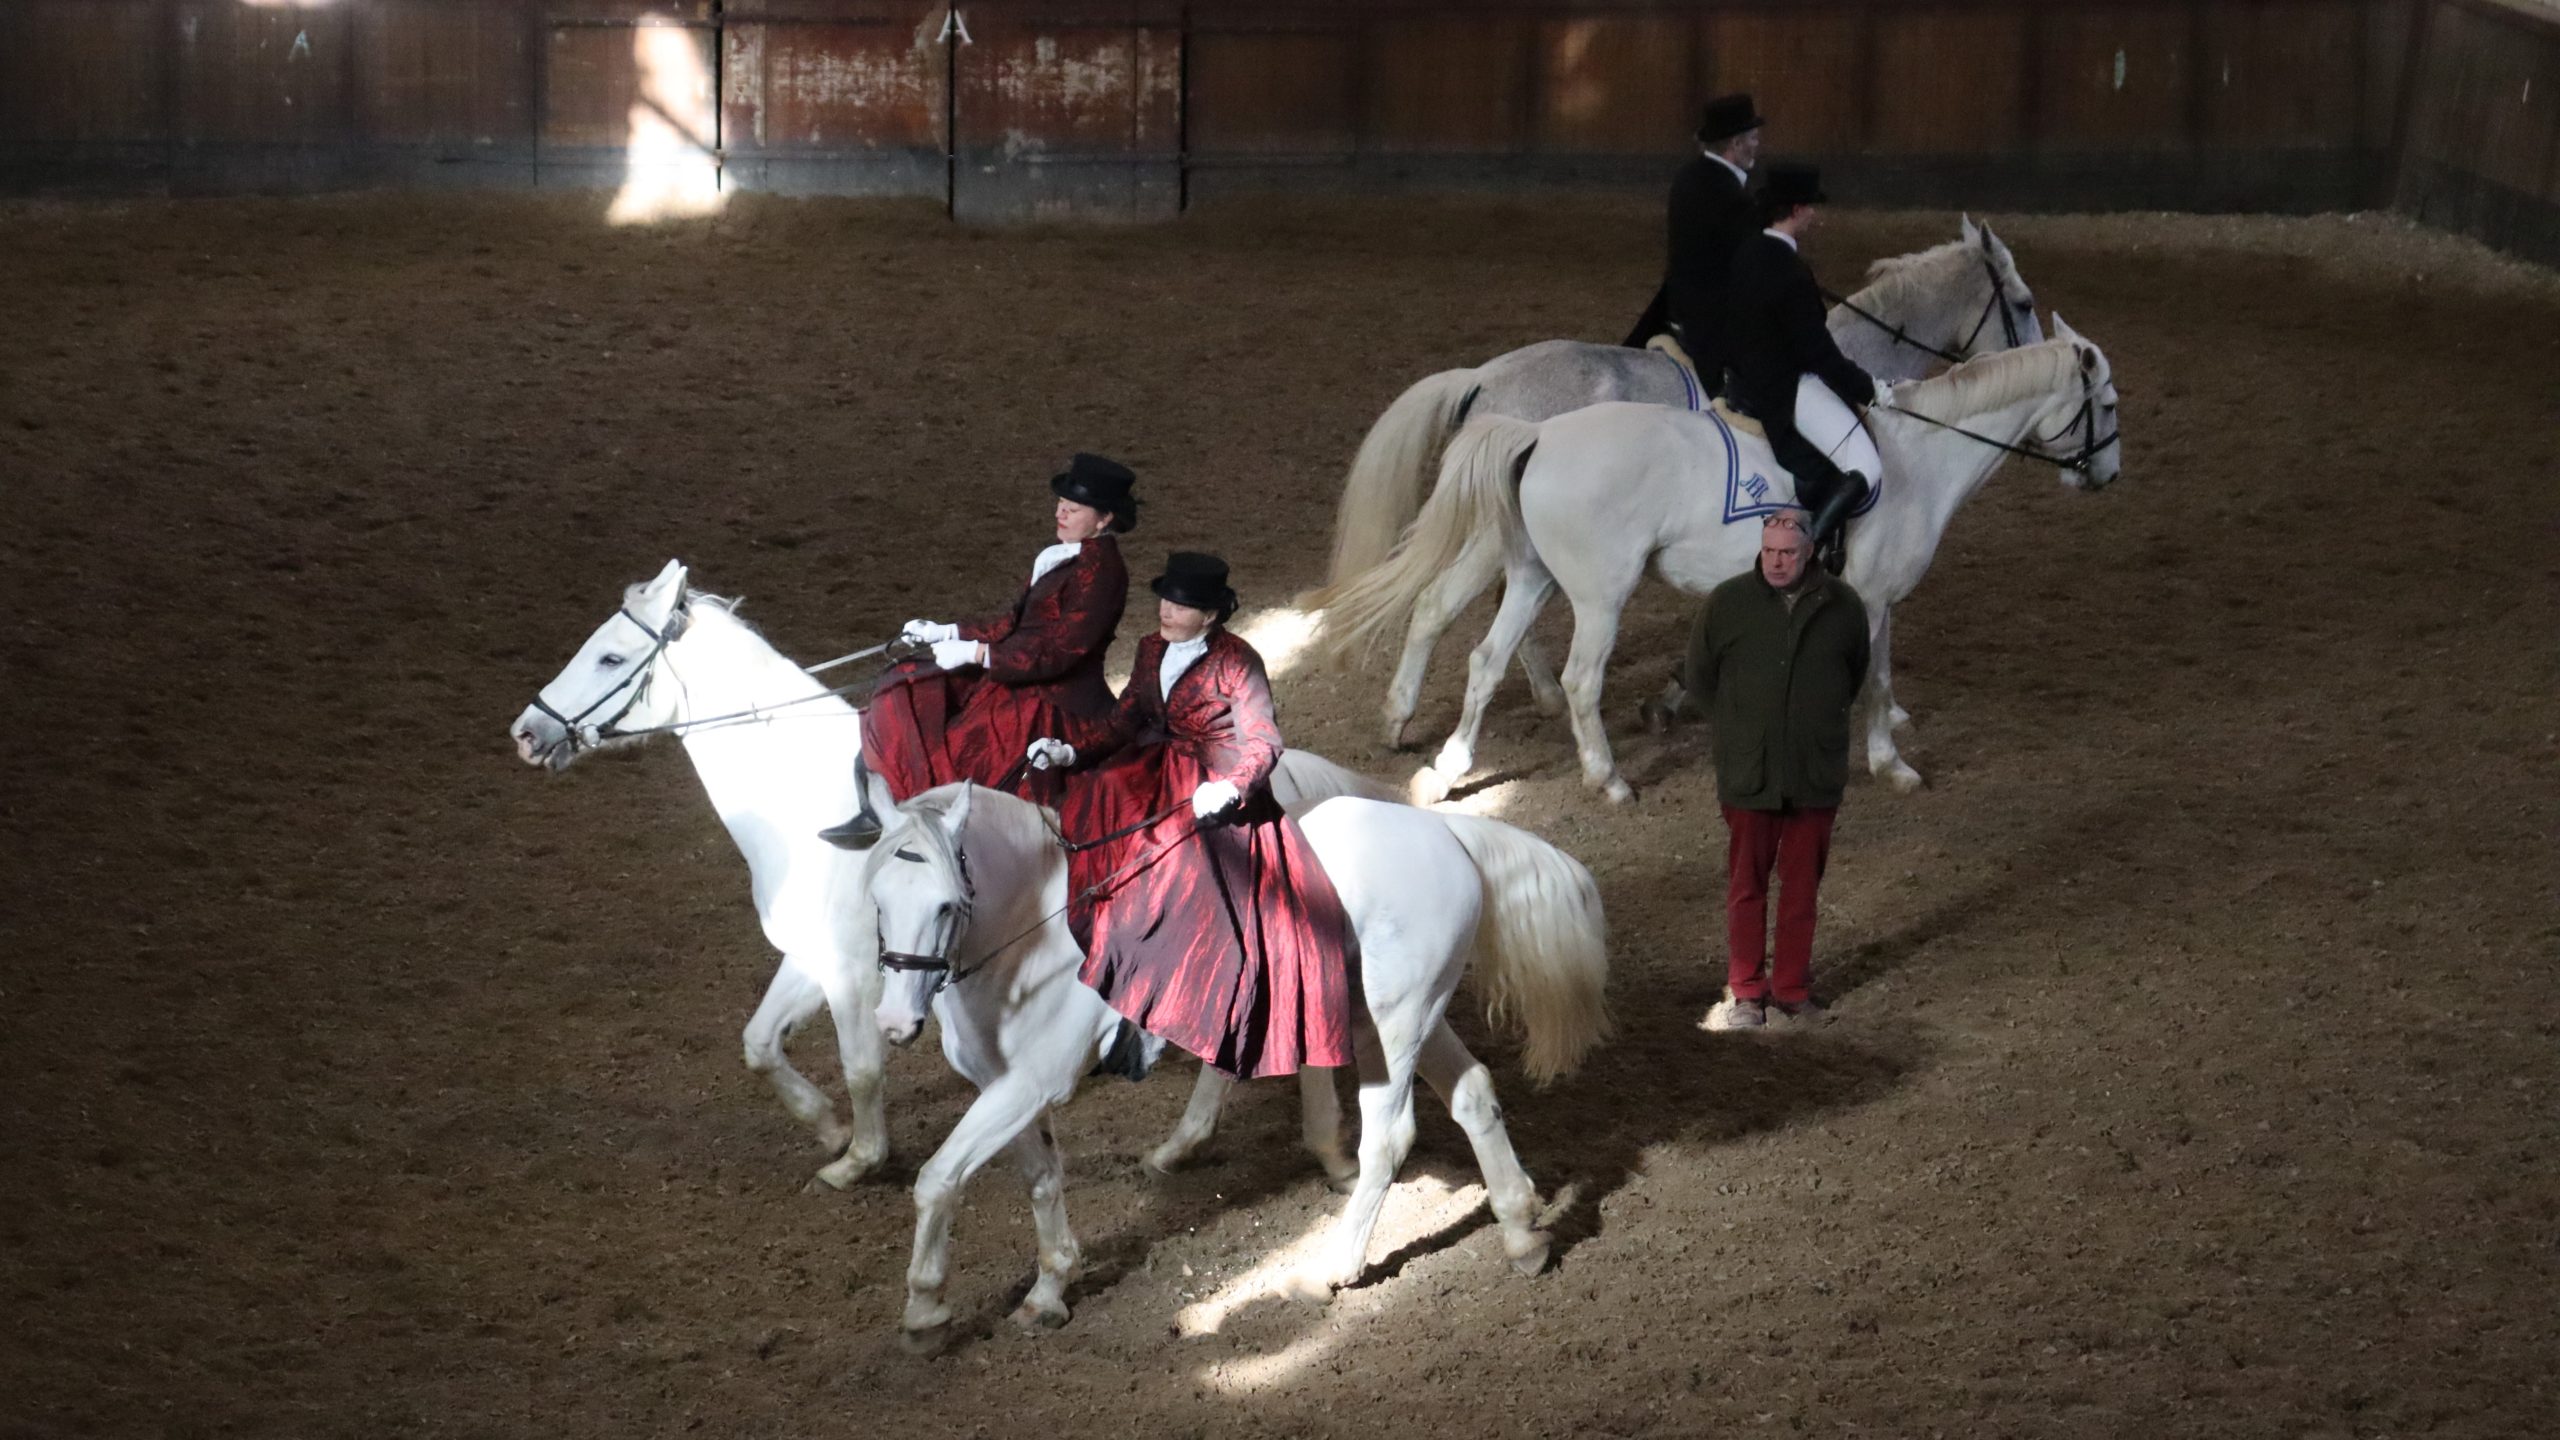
[1644,334,1763,439]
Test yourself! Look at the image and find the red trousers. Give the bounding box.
[1721,804,1837,1005]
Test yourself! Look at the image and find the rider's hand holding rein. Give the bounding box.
[1191,779,1241,820]
[1026,738,1077,771]
[930,638,989,671]
[901,619,958,645]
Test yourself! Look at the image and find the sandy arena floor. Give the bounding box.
[2,191,2556,1438]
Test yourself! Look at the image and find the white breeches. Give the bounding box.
[1796,375,1882,484]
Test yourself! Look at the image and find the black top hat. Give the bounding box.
[1761,162,1828,211]
[1051,452,1140,533]
[1695,94,1765,145]
[1150,552,1237,618]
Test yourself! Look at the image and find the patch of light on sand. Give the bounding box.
[1407,766,1516,819]
[1234,606,1322,684]
[606,17,726,226]
[1175,1173,1486,1392]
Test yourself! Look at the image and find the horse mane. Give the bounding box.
[1853,235,1978,309]
[1894,338,2077,423]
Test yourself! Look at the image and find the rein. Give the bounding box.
[877,804,1201,994]
[1877,358,2118,479]
[1826,256,2021,366]
[538,628,918,757]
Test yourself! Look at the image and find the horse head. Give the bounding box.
[867,784,980,1048]
[511,558,694,772]
[1963,214,2046,349]
[2048,314,2124,491]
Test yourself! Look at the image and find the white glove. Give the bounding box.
[1026,738,1076,771]
[1871,377,1895,410]
[929,638,986,671]
[900,619,958,646]
[1191,779,1242,819]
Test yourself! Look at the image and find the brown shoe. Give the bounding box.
[1766,997,1831,1029]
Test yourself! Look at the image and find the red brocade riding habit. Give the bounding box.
[1056,628,1355,1079]
[864,536,1127,804]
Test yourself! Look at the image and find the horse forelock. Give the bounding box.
[1898,339,2081,423]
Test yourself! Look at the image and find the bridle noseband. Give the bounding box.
[530,602,688,757]
[875,840,981,996]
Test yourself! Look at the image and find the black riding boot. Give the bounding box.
[1806,472,1871,576]
[816,754,885,850]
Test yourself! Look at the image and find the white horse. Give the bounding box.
[508,561,1392,1188]
[860,781,1608,1348]
[1311,319,2124,803]
[1329,217,2040,585]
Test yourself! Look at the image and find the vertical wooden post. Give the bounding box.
[2382,0,2438,214]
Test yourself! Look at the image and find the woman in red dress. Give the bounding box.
[819,454,1136,849]
[1026,553,1355,1080]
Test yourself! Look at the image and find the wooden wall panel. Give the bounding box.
[174,1,357,146]
[2037,7,2195,150]
[1187,28,1360,155]
[1368,15,1533,152]
[1535,15,1694,153]
[723,15,946,155]
[1871,11,2028,153]
[1699,11,1865,153]
[0,1,166,145]
[2204,2,2364,147]
[2408,2,2560,194]
[359,0,534,149]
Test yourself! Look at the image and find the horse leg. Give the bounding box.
[1384,544,1503,750]
[1298,1065,1358,1191]
[902,1076,1047,1349]
[1418,556,1553,804]
[1560,591,1635,804]
[1005,1115,1082,1331]
[1417,1020,1551,1277]
[1515,636,1567,717]
[1876,607,1911,732]
[810,954,890,1190]
[1297,1013,1421,1297]
[1861,604,1923,794]
[1144,1062,1233,1175]
[740,959,847,1153]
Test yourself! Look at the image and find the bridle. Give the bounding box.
[1877,345,2120,484]
[1826,253,2030,366]
[528,601,688,757]
[873,796,1198,998]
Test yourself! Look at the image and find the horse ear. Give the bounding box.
[2050,311,2077,342]
[946,783,976,834]
[1960,212,1980,245]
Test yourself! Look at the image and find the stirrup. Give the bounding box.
[820,753,886,850]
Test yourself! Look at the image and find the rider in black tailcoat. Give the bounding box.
[1622,94,1766,395]
[1724,163,1888,574]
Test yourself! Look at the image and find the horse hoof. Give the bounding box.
[1322,1166,1359,1196]
[814,1119,854,1155]
[1883,761,1923,795]
[1283,1269,1341,1305]
[1888,705,1912,732]
[1531,689,1567,718]
[899,1322,953,1356]
[1639,699,1673,735]
[814,1149,883,1191]
[1601,778,1635,806]
[1141,1146,1188,1177]
[1011,1300,1072,1332]
[1507,1230,1554,1277]
[1409,766,1456,806]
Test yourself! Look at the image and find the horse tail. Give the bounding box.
[1269,749,1403,814]
[1329,369,1481,584]
[1302,413,1539,666]
[1437,811,1611,1086]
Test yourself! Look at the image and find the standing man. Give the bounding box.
[1622,93,1766,390]
[1724,163,1891,576]
[1686,513,1870,1032]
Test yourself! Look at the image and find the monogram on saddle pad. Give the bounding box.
[1643,334,1884,525]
